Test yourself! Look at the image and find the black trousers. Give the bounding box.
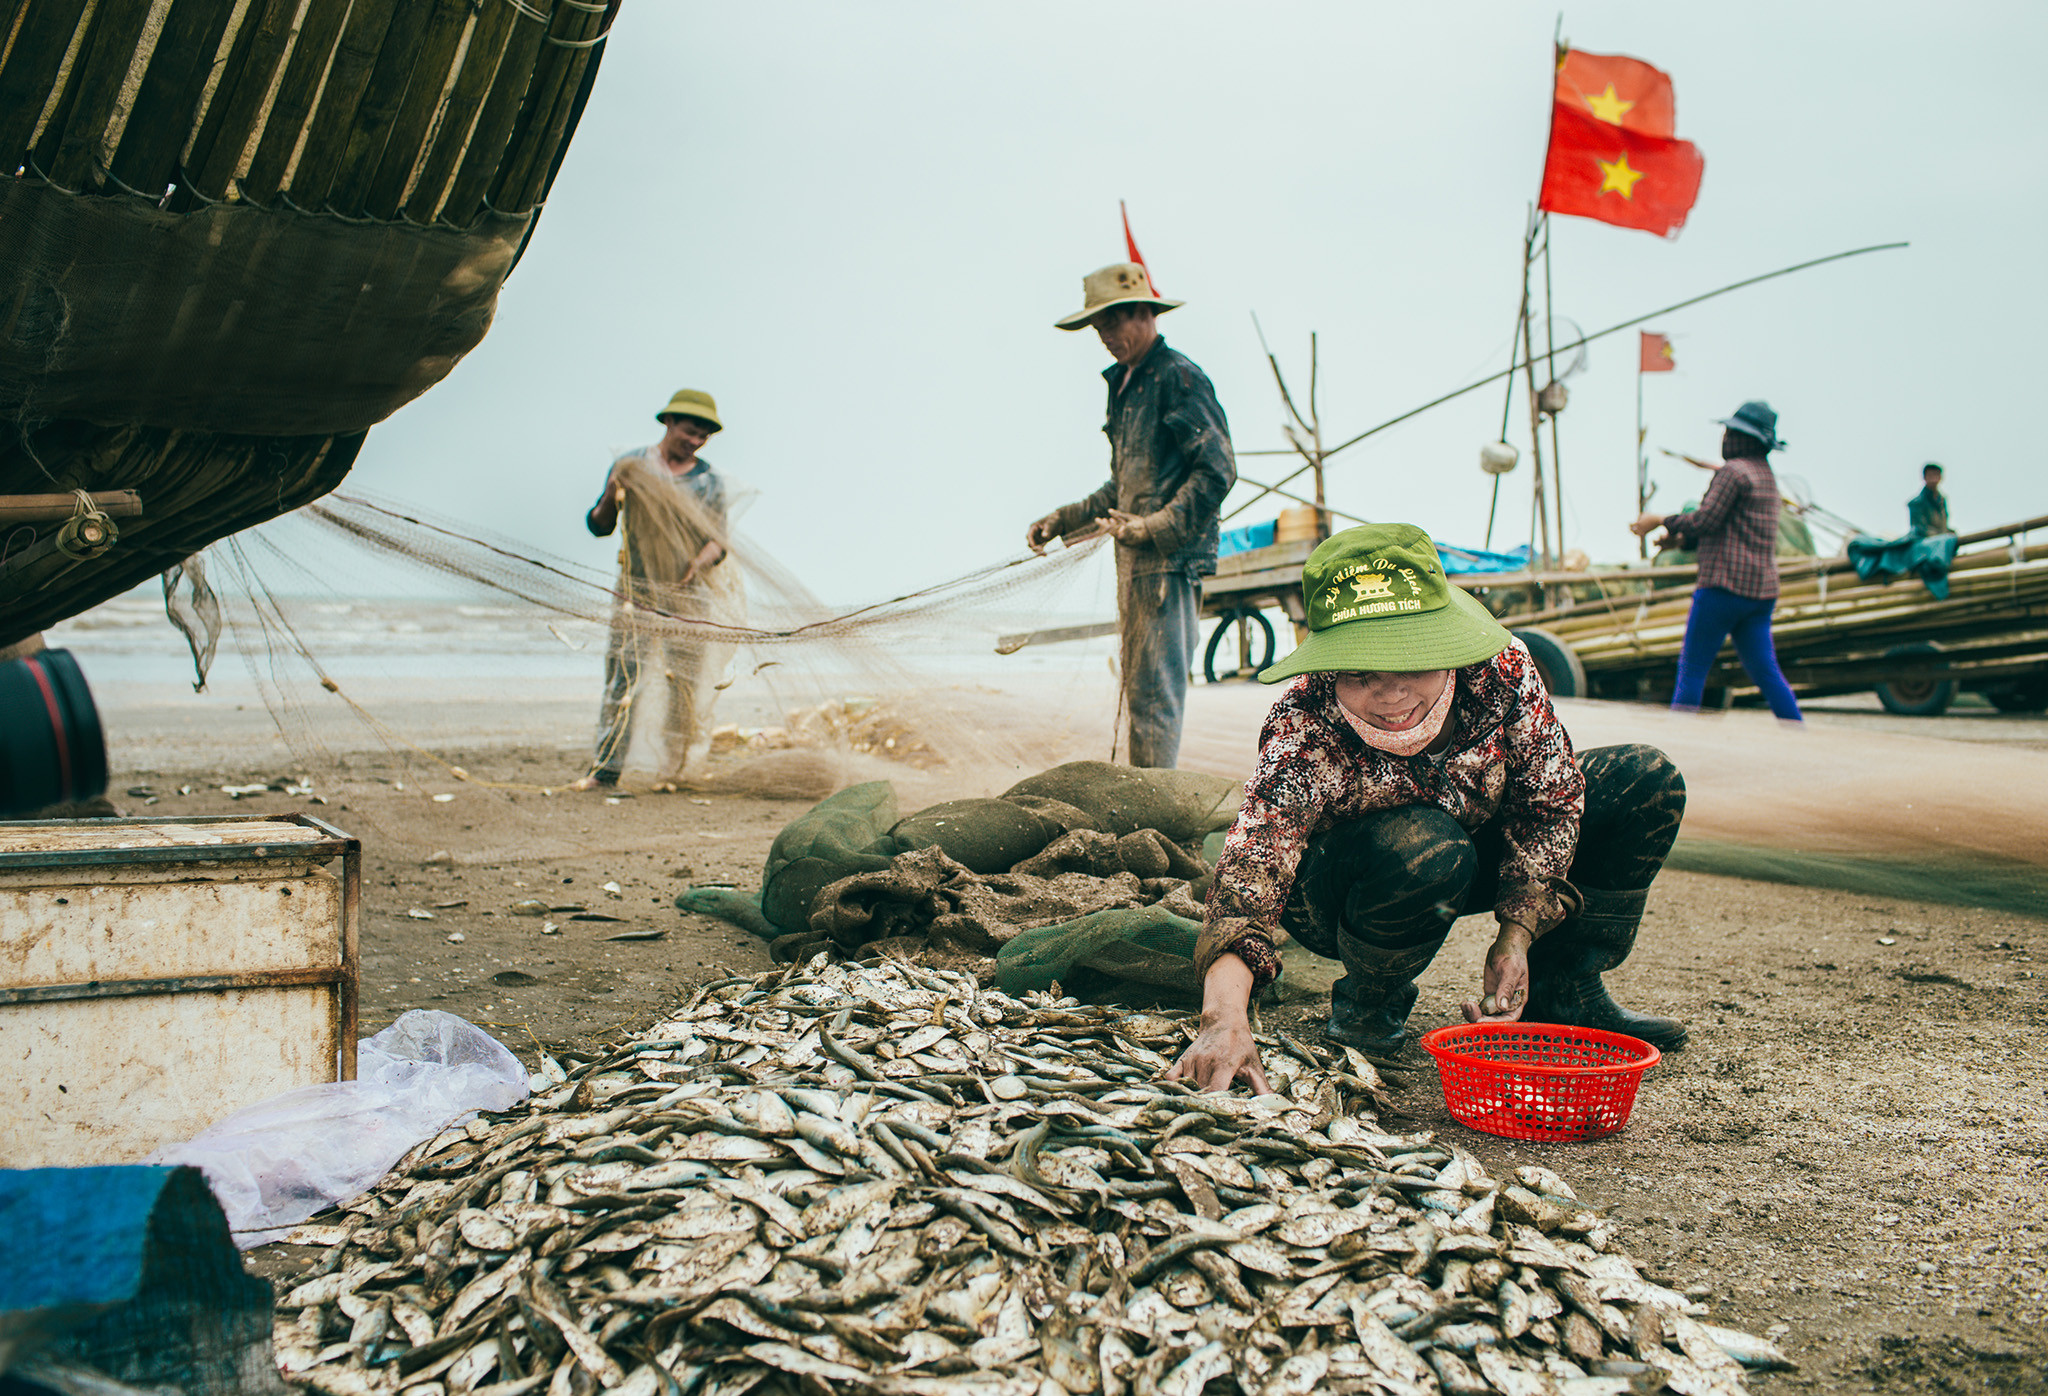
[1281,744,1685,957]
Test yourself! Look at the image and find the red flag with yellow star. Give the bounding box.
[1538,96,1704,237]
[1640,331,1675,372]
[1554,49,1676,136]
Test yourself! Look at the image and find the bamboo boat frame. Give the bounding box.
[1465,513,2048,711]
[0,0,617,645]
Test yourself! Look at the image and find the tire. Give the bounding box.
[1875,641,1955,716]
[1985,677,2048,713]
[1203,606,1277,683]
[1510,626,1586,699]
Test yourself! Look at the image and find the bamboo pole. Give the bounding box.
[0,0,91,168]
[355,0,473,220]
[1219,243,1910,527]
[0,1,30,70]
[239,1,350,202]
[323,0,446,216]
[406,0,516,221]
[439,0,550,225]
[1635,367,1647,560]
[283,0,403,208]
[1541,214,1567,563]
[42,0,157,190]
[106,0,239,197]
[1517,221,1552,574]
[0,490,142,523]
[493,0,607,213]
[177,0,299,204]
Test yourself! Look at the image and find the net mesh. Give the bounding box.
[181,472,1127,816]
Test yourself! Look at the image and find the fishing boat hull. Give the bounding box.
[0,0,617,644]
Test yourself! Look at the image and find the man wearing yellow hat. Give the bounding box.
[572,389,732,791]
[1026,263,1236,767]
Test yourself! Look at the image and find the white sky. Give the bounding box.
[347,1,2048,602]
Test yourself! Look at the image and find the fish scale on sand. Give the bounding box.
[271,957,1791,1396]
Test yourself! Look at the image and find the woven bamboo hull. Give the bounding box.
[0,0,617,644]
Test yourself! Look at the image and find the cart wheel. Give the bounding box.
[1875,641,1955,716]
[1204,606,1276,683]
[1509,627,1586,699]
[1986,678,2048,713]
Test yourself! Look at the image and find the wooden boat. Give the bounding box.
[1461,513,2048,715]
[0,0,616,644]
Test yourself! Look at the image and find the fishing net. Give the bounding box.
[160,455,1129,837]
[676,766,1240,1003]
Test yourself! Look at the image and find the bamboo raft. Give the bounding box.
[0,0,617,644]
[1460,514,2048,714]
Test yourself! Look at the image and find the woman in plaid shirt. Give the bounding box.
[1169,524,1688,1094]
[1632,400,1803,720]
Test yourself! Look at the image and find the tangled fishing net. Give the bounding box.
[165,455,1128,809]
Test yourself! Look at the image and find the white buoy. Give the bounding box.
[1480,442,1519,475]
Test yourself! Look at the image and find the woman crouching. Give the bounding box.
[1170,524,1689,1093]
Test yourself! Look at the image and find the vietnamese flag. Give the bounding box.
[1640,332,1675,372]
[1539,98,1704,237]
[1554,49,1676,136]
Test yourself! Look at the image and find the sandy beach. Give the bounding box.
[39,599,2048,1393]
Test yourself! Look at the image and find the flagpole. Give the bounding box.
[1544,26,1568,567]
[1636,357,1648,559]
[1487,216,1540,551]
[1517,207,1554,576]
[1541,213,1567,563]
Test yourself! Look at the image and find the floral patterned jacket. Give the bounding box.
[1196,641,1585,986]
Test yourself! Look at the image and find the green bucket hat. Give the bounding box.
[1259,523,1512,684]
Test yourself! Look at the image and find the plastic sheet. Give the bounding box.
[146,1011,528,1249]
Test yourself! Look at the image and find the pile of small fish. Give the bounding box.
[273,956,1792,1396]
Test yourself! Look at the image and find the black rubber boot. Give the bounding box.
[1325,930,1449,1055]
[1524,886,1689,1051]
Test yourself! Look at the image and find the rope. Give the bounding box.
[53,490,118,560]
[314,493,1101,644]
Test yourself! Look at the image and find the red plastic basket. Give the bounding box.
[1419,1022,1659,1142]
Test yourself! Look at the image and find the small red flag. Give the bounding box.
[1120,200,1159,296]
[1554,49,1676,136]
[1640,332,1675,373]
[1538,99,1704,237]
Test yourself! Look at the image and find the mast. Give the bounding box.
[1518,209,1553,575]
[1636,363,1649,559]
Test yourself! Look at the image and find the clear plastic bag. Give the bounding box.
[145,1011,529,1248]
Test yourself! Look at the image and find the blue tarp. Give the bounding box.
[1216,519,1277,559]
[1436,541,1533,575]
[0,1165,282,1394]
[1846,531,1960,600]
[1218,522,1531,574]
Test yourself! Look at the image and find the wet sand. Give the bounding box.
[68,672,2048,1393]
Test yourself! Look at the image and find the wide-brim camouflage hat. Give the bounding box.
[1054,262,1184,330]
[1259,523,1512,683]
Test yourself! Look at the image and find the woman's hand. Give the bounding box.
[1462,921,1534,1024]
[1628,511,1666,540]
[1165,953,1271,1093]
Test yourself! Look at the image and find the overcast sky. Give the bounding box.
[345,1,2048,604]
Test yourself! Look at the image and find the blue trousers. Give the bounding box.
[1123,569,1200,768]
[1672,586,1802,720]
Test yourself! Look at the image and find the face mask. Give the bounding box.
[1337,672,1456,757]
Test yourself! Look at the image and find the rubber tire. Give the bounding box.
[1204,606,1277,683]
[1985,678,2048,713]
[1875,641,1956,716]
[1510,626,1587,699]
